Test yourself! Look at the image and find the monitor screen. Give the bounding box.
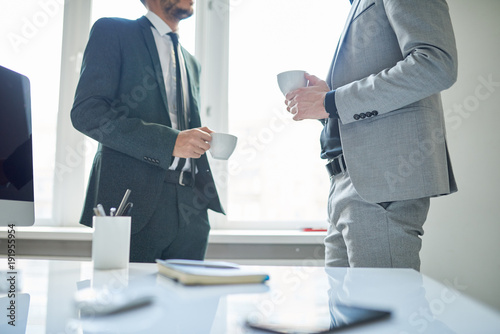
[0,65,35,226]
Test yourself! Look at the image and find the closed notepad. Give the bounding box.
[156,259,269,286]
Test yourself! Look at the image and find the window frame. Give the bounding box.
[48,0,333,230]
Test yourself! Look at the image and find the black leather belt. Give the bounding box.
[326,154,347,178]
[165,170,194,187]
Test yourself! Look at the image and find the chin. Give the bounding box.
[176,8,194,20]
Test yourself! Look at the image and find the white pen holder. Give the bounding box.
[92,216,131,270]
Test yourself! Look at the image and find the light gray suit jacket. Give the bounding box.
[327,0,458,203]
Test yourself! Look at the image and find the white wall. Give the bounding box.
[421,0,500,311]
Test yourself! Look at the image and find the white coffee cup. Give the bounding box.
[209,133,238,160]
[92,216,131,270]
[277,70,308,96]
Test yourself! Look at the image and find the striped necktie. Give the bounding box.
[169,32,187,172]
[168,32,195,184]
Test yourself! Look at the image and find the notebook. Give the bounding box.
[156,259,269,286]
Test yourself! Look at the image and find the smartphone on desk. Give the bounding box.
[245,303,391,333]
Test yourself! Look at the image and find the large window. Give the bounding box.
[1,0,350,229]
[0,0,64,222]
[222,0,351,228]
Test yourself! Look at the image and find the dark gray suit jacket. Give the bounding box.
[71,16,223,234]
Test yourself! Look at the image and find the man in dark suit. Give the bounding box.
[71,0,223,263]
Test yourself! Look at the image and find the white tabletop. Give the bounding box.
[1,259,499,333]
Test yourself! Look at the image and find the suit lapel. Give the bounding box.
[182,48,201,129]
[327,0,362,87]
[339,0,361,49]
[138,16,170,122]
[138,16,200,129]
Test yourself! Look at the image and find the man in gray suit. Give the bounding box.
[285,0,458,270]
[71,0,223,262]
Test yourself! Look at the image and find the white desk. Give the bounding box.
[1,259,499,333]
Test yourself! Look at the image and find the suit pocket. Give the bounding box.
[352,2,376,22]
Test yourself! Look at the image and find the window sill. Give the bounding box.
[208,229,326,244]
[0,226,326,244]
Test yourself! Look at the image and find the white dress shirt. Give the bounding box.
[145,11,191,172]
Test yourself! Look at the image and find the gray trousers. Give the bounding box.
[325,170,430,271]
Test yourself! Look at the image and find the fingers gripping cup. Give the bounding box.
[209,133,238,160]
[277,70,308,96]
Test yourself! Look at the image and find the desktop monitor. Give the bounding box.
[0,65,35,226]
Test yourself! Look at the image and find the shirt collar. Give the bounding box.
[145,10,173,36]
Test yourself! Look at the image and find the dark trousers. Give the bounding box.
[129,181,210,263]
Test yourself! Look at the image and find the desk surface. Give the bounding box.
[1,259,499,334]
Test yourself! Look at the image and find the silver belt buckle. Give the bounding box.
[178,170,187,186]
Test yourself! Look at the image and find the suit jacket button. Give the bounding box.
[372,110,378,116]
[366,111,372,117]
[360,113,366,119]
[353,114,360,120]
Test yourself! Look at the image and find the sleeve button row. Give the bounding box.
[143,156,160,164]
[353,110,378,120]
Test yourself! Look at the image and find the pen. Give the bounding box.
[116,189,131,216]
[93,207,101,216]
[97,204,106,217]
[110,207,117,217]
[194,264,238,269]
[122,202,133,216]
[164,259,240,269]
